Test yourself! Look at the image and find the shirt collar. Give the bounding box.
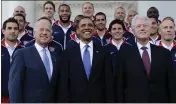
[80,40,93,50]
[112,39,123,50]
[137,41,151,51]
[18,30,26,40]
[59,22,72,29]
[5,41,18,49]
[161,41,173,51]
[34,42,48,52]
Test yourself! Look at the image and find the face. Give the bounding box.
[147,8,159,18]
[110,23,124,41]
[2,22,19,42]
[77,18,95,42]
[34,19,52,46]
[114,8,126,21]
[58,5,71,23]
[14,16,25,32]
[44,3,55,19]
[128,11,137,25]
[159,20,175,41]
[13,6,26,17]
[94,15,106,31]
[82,3,94,18]
[149,18,158,36]
[133,18,151,41]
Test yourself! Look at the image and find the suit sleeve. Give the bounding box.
[8,49,25,103]
[104,48,115,103]
[57,50,70,102]
[166,50,176,102]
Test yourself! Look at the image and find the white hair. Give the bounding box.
[131,15,151,30]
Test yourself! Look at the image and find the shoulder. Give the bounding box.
[51,40,63,51]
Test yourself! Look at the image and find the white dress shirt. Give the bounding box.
[35,43,53,76]
[137,42,151,62]
[80,40,93,66]
[112,39,123,50]
[149,35,159,45]
[5,41,17,62]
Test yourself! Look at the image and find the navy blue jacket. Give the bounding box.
[25,22,33,36]
[19,30,34,45]
[1,39,24,97]
[8,43,63,103]
[93,29,112,46]
[52,22,76,50]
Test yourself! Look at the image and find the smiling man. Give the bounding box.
[115,15,176,103]
[8,17,62,103]
[58,17,114,103]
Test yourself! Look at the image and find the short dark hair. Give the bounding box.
[43,1,55,12]
[162,16,175,26]
[13,13,26,22]
[108,19,126,32]
[58,4,71,11]
[2,17,19,30]
[148,15,159,25]
[37,16,52,25]
[95,12,106,21]
[77,16,94,28]
[74,15,85,28]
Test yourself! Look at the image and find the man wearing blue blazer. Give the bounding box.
[8,17,62,103]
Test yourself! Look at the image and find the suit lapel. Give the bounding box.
[89,43,100,81]
[133,44,149,78]
[49,49,57,83]
[31,46,50,81]
[149,44,157,78]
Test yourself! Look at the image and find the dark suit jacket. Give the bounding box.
[57,43,114,103]
[8,45,62,103]
[115,43,176,103]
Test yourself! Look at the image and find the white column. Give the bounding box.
[2,1,36,27]
[137,1,176,22]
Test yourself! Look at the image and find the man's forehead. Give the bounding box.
[161,20,175,26]
[14,6,25,11]
[6,22,18,27]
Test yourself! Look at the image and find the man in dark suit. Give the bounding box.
[115,15,176,103]
[1,17,24,103]
[57,17,114,103]
[8,17,62,103]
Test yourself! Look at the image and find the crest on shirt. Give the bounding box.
[27,30,33,34]
[23,41,29,45]
[49,47,55,52]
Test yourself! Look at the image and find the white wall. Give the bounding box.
[138,1,176,23]
[2,1,36,27]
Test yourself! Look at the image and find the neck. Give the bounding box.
[150,34,158,40]
[5,39,17,47]
[36,42,48,48]
[161,39,173,47]
[81,39,91,44]
[97,29,105,36]
[113,38,123,45]
[60,21,70,28]
[137,38,149,46]
[18,29,25,36]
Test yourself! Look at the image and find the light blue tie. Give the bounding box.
[83,45,91,79]
[43,48,51,80]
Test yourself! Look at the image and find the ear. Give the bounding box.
[2,29,5,35]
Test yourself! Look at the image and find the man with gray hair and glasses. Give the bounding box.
[115,15,176,103]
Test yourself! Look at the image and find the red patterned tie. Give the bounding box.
[141,47,151,76]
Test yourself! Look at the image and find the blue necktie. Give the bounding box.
[83,45,91,79]
[43,48,51,80]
